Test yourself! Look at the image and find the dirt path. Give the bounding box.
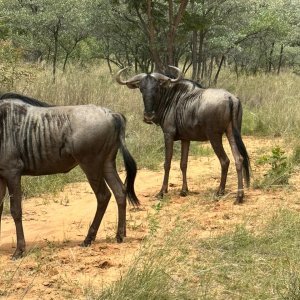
[0,137,299,299]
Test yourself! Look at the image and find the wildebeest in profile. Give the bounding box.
[0,93,140,259]
[116,66,250,203]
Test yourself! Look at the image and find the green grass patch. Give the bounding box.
[195,209,300,299]
[21,167,85,198]
[91,209,300,300]
[89,222,197,300]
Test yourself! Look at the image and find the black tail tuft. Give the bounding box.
[233,127,250,187]
[120,143,140,206]
[113,113,140,206]
[229,97,250,187]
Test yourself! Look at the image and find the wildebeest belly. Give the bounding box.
[19,140,77,175]
[175,124,209,141]
[21,154,77,176]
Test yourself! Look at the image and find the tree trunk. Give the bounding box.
[167,0,174,66]
[277,44,284,75]
[147,0,163,71]
[201,56,206,80]
[52,19,61,83]
[191,30,198,80]
[106,57,112,74]
[62,52,70,72]
[213,55,225,85]
[268,41,275,73]
[52,31,58,82]
[208,56,214,86]
[234,58,239,80]
[196,30,204,82]
[167,0,188,66]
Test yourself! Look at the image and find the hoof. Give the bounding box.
[80,239,92,247]
[116,235,124,243]
[155,192,165,199]
[12,249,25,260]
[215,190,225,197]
[234,190,245,205]
[234,197,244,205]
[180,190,188,197]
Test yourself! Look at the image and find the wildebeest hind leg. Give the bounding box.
[180,140,190,196]
[80,165,111,247]
[226,128,244,204]
[104,162,127,243]
[6,175,25,259]
[209,135,230,197]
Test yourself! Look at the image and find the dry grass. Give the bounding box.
[1,63,300,298]
[216,71,300,136]
[13,64,300,138]
[2,64,297,198]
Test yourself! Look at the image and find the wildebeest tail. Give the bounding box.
[229,98,250,187]
[113,114,140,206]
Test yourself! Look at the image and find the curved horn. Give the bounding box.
[151,66,183,83]
[151,73,171,82]
[168,66,183,83]
[116,68,147,86]
[115,68,129,85]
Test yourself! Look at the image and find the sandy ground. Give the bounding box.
[0,136,299,299]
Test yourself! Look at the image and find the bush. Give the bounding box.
[254,146,292,188]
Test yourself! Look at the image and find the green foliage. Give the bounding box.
[0,40,35,91]
[1,0,93,75]
[91,220,194,300]
[195,209,300,299]
[254,146,292,188]
[0,0,298,75]
[90,208,300,300]
[21,167,85,199]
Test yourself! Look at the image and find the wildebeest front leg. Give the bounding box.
[0,178,7,236]
[7,175,25,259]
[157,133,174,198]
[209,135,230,197]
[180,140,190,196]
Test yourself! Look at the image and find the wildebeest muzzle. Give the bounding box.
[143,111,155,124]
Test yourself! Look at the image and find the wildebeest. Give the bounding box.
[116,66,250,203]
[0,93,140,259]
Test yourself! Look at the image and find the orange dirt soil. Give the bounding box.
[0,137,299,299]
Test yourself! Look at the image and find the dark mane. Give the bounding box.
[181,79,205,89]
[0,93,53,107]
[162,70,204,89]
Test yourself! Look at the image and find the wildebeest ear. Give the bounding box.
[127,83,140,89]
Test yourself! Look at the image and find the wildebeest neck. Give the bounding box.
[147,81,202,126]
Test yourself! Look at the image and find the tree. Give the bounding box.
[1,0,93,80]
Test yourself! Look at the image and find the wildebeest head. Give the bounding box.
[116,66,183,124]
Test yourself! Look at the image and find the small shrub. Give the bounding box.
[254,146,292,188]
[292,145,300,165]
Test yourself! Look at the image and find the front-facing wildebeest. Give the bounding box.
[0,93,140,259]
[116,67,250,203]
